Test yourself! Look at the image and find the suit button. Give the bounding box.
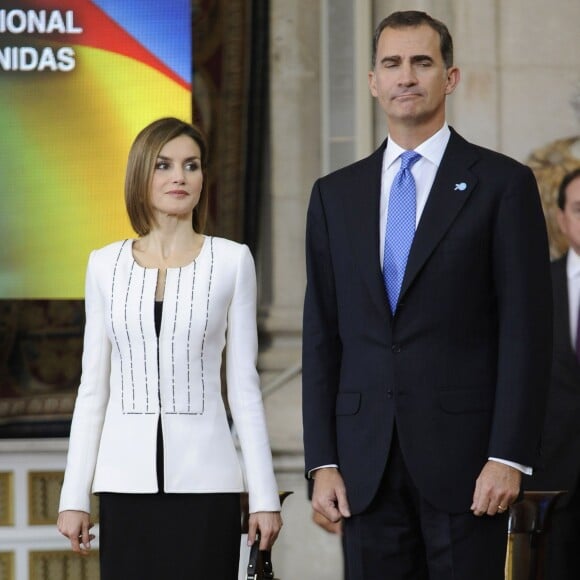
[391,344,401,353]
[387,390,393,399]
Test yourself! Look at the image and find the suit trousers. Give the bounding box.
[542,484,580,580]
[343,429,509,580]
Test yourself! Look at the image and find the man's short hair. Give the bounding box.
[371,10,454,69]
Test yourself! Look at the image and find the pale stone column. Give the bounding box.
[259,0,321,371]
[255,4,344,579]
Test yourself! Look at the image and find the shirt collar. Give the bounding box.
[384,123,451,171]
[567,248,580,278]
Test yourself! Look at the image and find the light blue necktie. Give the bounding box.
[384,150,421,313]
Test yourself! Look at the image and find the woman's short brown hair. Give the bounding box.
[125,117,209,236]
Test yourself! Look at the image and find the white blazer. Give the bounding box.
[59,236,280,514]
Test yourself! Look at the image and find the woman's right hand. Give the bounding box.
[57,510,95,554]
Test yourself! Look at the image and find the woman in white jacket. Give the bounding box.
[57,117,282,578]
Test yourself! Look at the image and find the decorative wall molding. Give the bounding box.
[0,552,15,580]
[0,473,13,527]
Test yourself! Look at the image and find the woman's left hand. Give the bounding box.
[248,511,283,550]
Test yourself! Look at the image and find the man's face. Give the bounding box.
[557,176,580,255]
[368,25,459,131]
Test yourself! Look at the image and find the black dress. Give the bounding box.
[98,301,241,579]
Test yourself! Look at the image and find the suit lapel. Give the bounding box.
[342,142,391,319]
[400,130,479,301]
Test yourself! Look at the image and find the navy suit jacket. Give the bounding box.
[526,255,580,504]
[302,128,553,515]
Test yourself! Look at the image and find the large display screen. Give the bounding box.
[0,0,192,298]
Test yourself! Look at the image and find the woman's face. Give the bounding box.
[149,134,203,221]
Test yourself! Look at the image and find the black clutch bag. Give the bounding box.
[241,491,292,580]
[246,533,276,580]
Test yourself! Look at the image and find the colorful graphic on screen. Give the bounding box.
[0,0,192,298]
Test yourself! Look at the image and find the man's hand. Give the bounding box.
[471,460,521,516]
[311,467,351,523]
[312,509,343,535]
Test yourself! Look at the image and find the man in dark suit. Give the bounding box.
[302,10,552,580]
[527,168,580,580]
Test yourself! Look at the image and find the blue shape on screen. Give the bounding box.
[91,0,191,83]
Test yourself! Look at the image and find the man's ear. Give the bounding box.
[556,207,568,236]
[445,66,460,95]
[368,70,378,98]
